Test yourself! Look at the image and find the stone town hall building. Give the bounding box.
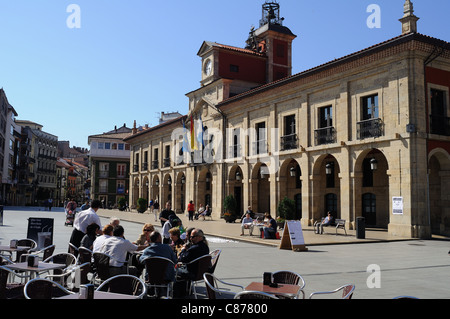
[124,1,450,239]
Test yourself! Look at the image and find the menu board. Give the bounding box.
[27,218,54,249]
[279,220,308,252]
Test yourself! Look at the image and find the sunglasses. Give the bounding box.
[144,229,152,232]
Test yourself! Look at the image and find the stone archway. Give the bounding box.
[228,165,243,217]
[151,176,160,205]
[175,172,186,214]
[250,163,270,214]
[428,148,450,236]
[279,158,302,219]
[354,149,389,228]
[311,154,341,220]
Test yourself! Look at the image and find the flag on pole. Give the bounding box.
[190,115,198,150]
[182,120,190,153]
[197,112,204,148]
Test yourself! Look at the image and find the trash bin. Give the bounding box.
[356,216,365,239]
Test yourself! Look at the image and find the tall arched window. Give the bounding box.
[325,193,338,217]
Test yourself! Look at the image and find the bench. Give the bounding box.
[334,219,347,236]
[315,218,347,236]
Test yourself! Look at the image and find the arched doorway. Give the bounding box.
[151,176,160,205]
[142,177,149,203]
[280,158,302,219]
[429,149,450,236]
[355,149,389,228]
[163,174,172,204]
[251,163,270,214]
[197,168,213,210]
[228,165,243,217]
[132,177,139,207]
[175,172,186,214]
[312,154,341,220]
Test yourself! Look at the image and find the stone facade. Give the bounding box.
[125,3,450,239]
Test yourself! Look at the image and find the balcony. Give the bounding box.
[357,118,383,140]
[228,145,242,158]
[281,134,298,151]
[252,140,267,155]
[133,165,139,172]
[163,158,171,168]
[152,160,159,170]
[315,127,336,146]
[430,115,450,136]
[141,162,148,171]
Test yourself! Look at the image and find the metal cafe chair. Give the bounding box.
[309,284,355,299]
[203,272,244,299]
[272,270,306,299]
[96,274,147,299]
[24,278,75,299]
[0,265,32,299]
[143,256,176,299]
[234,290,279,299]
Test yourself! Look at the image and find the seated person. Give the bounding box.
[241,213,254,236]
[262,213,277,239]
[194,204,204,220]
[93,224,114,252]
[198,205,211,220]
[315,211,334,234]
[240,206,255,220]
[162,215,181,244]
[99,225,147,276]
[134,223,155,246]
[169,227,185,256]
[139,231,177,283]
[177,229,210,279]
[80,223,100,250]
[175,228,211,298]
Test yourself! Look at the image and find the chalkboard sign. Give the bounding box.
[27,218,54,250]
[279,220,308,252]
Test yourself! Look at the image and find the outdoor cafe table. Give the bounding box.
[6,262,66,280]
[245,282,302,299]
[0,245,31,253]
[56,291,139,299]
[0,245,31,259]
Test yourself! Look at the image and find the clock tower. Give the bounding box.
[248,1,297,83]
[191,1,297,108]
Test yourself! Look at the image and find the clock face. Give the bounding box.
[204,59,212,76]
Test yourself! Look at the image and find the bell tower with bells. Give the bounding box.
[246,1,297,83]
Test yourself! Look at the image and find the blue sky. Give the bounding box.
[0,0,448,149]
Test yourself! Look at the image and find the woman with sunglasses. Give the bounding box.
[134,223,155,246]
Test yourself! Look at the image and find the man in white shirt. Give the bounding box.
[100,225,147,276]
[69,200,102,253]
[241,213,254,236]
[92,224,114,252]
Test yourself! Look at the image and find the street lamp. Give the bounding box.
[370,158,378,171]
[325,162,334,175]
[236,171,242,181]
[289,166,296,177]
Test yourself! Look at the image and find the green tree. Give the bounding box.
[137,198,147,213]
[277,196,296,220]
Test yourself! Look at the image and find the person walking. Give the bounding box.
[153,200,160,222]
